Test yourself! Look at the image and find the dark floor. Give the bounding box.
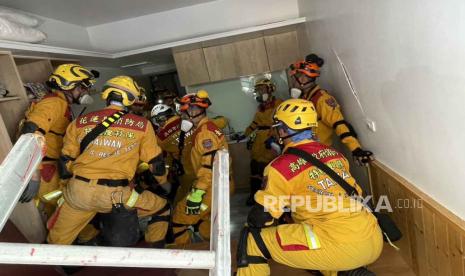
[0,192,415,276]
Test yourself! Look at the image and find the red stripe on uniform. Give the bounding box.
[270,142,344,181]
[157,117,181,141]
[76,109,148,131]
[275,231,309,251]
[309,89,323,107]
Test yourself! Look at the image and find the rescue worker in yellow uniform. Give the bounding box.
[48,76,169,248]
[237,99,382,276]
[171,90,233,246]
[18,64,98,217]
[289,54,373,166]
[244,79,283,205]
[150,103,195,203]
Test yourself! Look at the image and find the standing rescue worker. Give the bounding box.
[244,79,283,205]
[289,54,373,166]
[237,99,382,276]
[18,64,98,217]
[171,90,233,245]
[150,104,195,203]
[47,76,169,247]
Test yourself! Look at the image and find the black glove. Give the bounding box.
[19,179,40,203]
[352,148,374,166]
[247,204,274,228]
[264,136,276,150]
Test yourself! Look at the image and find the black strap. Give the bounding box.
[79,110,127,154]
[333,120,358,139]
[249,228,271,259]
[285,147,358,197]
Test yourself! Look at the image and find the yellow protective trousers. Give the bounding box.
[37,160,62,218]
[47,176,169,245]
[237,223,383,276]
[171,189,212,246]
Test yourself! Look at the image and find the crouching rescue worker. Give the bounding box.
[244,78,283,205]
[237,99,382,276]
[18,64,98,217]
[47,76,170,247]
[289,54,373,166]
[150,103,195,202]
[171,90,234,245]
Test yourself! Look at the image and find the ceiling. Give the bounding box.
[0,0,216,27]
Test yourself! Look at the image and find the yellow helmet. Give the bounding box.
[273,99,318,130]
[48,64,97,91]
[254,78,276,93]
[101,76,142,106]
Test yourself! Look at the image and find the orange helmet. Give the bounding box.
[289,60,321,78]
[179,90,211,111]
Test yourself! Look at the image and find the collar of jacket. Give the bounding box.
[282,139,316,153]
[302,84,321,100]
[105,104,125,111]
[259,97,276,112]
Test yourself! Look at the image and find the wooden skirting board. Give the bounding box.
[369,161,465,276]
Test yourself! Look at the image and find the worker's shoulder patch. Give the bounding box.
[202,139,213,150]
[324,95,338,109]
[205,120,224,138]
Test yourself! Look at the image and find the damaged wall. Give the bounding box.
[298,0,465,219]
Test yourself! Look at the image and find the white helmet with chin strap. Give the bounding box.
[151,104,174,127]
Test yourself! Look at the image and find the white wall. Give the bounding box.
[87,0,299,52]
[298,0,465,219]
[37,16,93,50]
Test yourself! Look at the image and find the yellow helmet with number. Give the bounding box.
[101,76,142,106]
[48,64,97,91]
[273,99,318,130]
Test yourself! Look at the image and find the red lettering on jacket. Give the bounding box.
[271,141,344,181]
[76,109,148,131]
[157,117,181,141]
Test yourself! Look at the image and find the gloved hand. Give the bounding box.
[185,188,206,215]
[264,136,276,149]
[19,179,40,203]
[159,182,172,194]
[352,148,374,166]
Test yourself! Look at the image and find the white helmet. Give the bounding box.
[151,104,174,127]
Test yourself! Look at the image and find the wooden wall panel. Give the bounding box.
[15,59,54,83]
[204,37,269,82]
[0,52,29,140]
[264,30,300,71]
[370,161,465,276]
[203,43,238,82]
[233,37,269,76]
[173,48,210,86]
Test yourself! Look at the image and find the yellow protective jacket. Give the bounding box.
[24,91,72,159]
[155,115,194,176]
[244,98,283,163]
[255,140,379,243]
[190,117,231,191]
[302,85,361,152]
[62,105,162,180]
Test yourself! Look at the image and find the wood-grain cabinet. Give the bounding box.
[173,30,300,86]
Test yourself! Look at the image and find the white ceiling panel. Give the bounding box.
[0,0,216,26]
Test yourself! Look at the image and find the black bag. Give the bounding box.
[286,147,402,243]
[100,191,140,247]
